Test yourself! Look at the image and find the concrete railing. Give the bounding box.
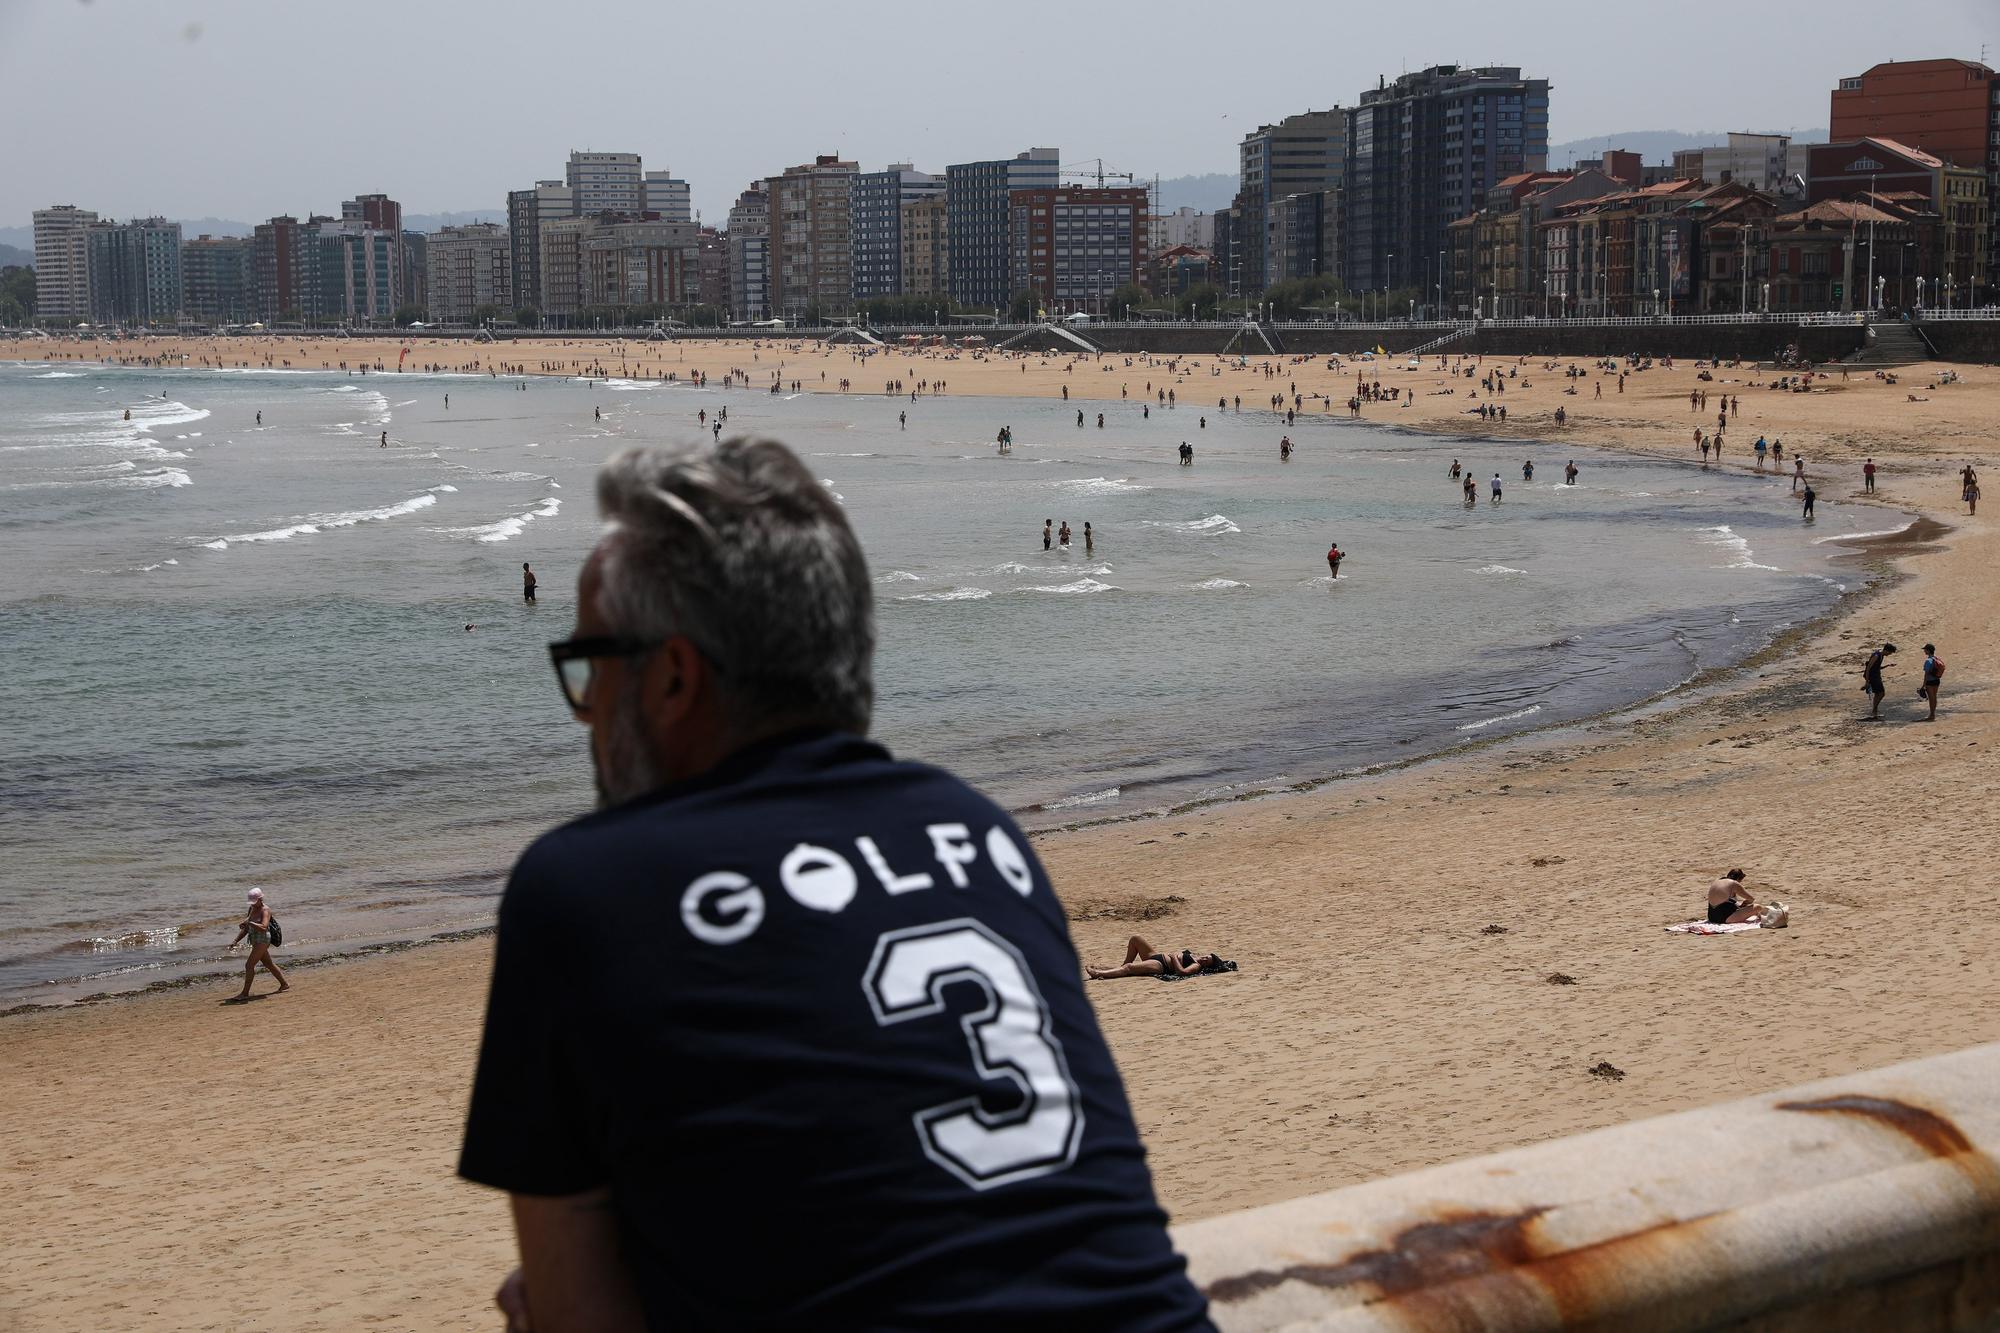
[1174,1043,2000,1331]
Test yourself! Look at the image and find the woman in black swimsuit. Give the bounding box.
[1085,935,1223,980]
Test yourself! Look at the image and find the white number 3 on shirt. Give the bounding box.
[863,919,1085,1190]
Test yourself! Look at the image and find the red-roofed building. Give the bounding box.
[1827,58,1996,299]
[1807,137,1988,303]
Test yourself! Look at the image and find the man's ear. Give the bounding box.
[640,635,708,729]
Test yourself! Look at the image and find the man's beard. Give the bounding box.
[595,676,665,807]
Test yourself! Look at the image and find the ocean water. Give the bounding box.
[0,360,1893,1004]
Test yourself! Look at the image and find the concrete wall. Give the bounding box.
[221,316,2000,364]
[620,321,1875,364]
[1915,320,2000,364]
[1173,1042,2000,1331]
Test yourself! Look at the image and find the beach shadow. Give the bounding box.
[220,993,271,1006]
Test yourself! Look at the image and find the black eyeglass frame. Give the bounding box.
[548,636,661,713]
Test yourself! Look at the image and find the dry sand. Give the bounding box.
[3,337,1998,1330]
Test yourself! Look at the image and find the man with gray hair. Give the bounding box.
[460,439,1210,1332]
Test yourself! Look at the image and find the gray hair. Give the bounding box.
[594,438,875,735]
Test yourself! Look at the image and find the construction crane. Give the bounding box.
[1061,158,1137,189]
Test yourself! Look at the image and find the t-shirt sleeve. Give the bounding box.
[458,838,607,1196]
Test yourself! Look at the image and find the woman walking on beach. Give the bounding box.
[229,887,288,1001]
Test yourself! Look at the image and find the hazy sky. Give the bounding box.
[4,0,1995,227]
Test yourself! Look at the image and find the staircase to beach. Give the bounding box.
[1407,325,1473,356]
[1843,320,1930,367]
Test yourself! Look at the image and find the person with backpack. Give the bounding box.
[1921,643,1945,720]
[228,887,288,1001]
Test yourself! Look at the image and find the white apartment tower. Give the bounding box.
[643,171,693,224]
[567,151,645,215]
[33,205,100,319]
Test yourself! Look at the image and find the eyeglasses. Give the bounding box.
[548,636,661,714]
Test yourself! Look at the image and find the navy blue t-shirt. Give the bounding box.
[459,730,1210,1332]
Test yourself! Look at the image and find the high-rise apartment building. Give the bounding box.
[1008,186,1149,315]
[1269,190,1342,286]
[581,219,699,311]
[342,195,404,306]
[342,194,403,235]
[506,189,540,312]
[252,215,304,320]
[767,155,858,317]
[851,164,945,300]
[568,151,645,215]
[1236,110,1345,292]
[399,230,428,316]
[507,180,573,320]
[946,147,1059,309]
[539,213,697,318]
[32,205,98,320]
[84,217,183,325]
[182,235,254,324]
[726,184,770,322]
[426,222,513,321]
[642,171,693,224]
[298,220,397,322]
[900,193,949,300]
[1830,58,2000,299]
[1344,65,1550,296]
[694,228,730,312]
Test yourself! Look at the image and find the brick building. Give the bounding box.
[1007,186,1149,316]
[1831,58,1999,301]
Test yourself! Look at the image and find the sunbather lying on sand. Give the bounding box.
[1086,934,1232,980]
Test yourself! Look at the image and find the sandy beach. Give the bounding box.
[3,337,1997,1330]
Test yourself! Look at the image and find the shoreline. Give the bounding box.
[0,363,1927,1012]
[6,342,1998,1330]
[0,533,1903,1017]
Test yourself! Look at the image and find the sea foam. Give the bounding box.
[441,497,562,543]
[899,586,992,602]
[204,492,438,549]
[1146,514,1240,535]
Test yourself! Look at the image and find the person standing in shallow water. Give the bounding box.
[523,563,538,604]
[228,887,288,1001]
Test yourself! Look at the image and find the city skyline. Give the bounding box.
[3,0,1994,227]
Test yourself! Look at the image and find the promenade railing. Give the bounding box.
[1175,1042,2000,1332]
